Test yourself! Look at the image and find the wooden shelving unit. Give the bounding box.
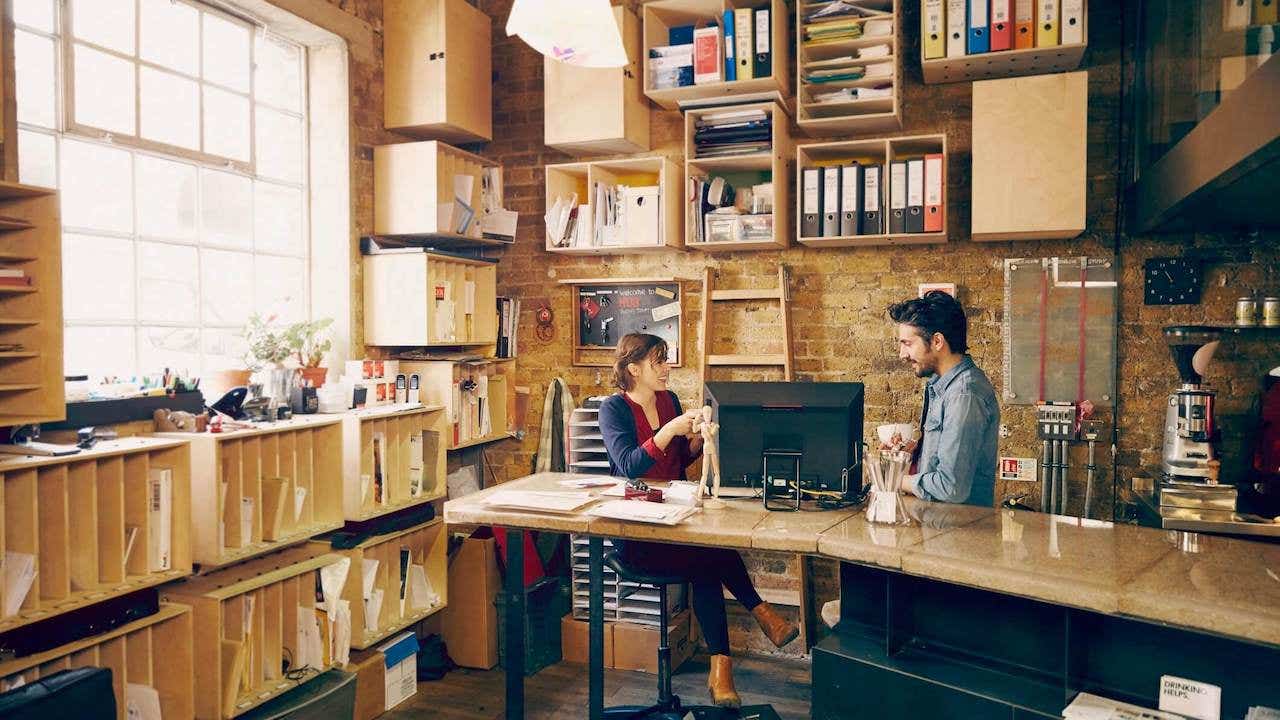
[0,438,192,635]
[399,358,517,451]
[684,101,792,252]
[0,181,63,427]
[0,603,195,720]
[373,141,499,241]
[364,251,498,347]
[155,417,344,571]
[318,518,447,651]
[641,0,791,110]
[795,0,903,136]
[160,546,348,720]
[545,4,650,155]
[795,134,948,248]
[340,404,448,522]
[920,1,1088,84]
[544,156,683,254]
[384,0,492,143]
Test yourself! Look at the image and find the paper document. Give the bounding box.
[1062,692,1186,720]
[483,490,596,514]
[651,301,681,322]
[295,487,308,521]
[365,589,384,634]
[557,477,619,488]
[3,551,36,617]
[148,468,173,571]
[409,564,437,610]
[587,500,700,526]
[240,497,254,547]
[126,683,163,720]
[362,559,380,601]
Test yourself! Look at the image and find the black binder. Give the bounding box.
[888,161,907,234]
[753,8,771,77]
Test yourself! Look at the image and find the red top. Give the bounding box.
[621,391,698,481]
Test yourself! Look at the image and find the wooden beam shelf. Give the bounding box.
[0,438,193,635]
[160,546,349,719]
[0,603,195,720]
[315,517,447,650]
[156,416,344,571]
[341,404,448,522]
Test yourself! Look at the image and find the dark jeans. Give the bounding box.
[619,541,763,656]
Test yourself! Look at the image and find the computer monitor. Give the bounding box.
[702,381,864,498]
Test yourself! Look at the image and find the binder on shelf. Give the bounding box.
[753,8,771,78]
[906,159,925,234]
[924,153,945,233]
[968,0,990,54]
[734,9,754,80]
[888,161,907,235]
[1255,0,1278,24]
[840,164,861,237]
[946,0,968,58]
[923,0,946,59]
[801,168,822,238]
[991,0,1013,51]
[1015,0,1035,48]
[693,26,723,85]
[147,467,172,572]
[1061,0,1084,44]
[1036,0,1059,47]
[822,167,841,237]
[723,10,736,81]
[862,165,883,235]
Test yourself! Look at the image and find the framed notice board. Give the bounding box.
[561,278,683,367]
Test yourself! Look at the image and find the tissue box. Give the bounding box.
[378,631,419,711]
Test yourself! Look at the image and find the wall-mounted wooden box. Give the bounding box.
[795,0,903,135]
[398,358,517,451]
[0,181,63,426]
[544,156,683,254]
[920,0,1088,84]
[373,141,500,244]
[971,71,1087,241]
[642,0,791,109]
[316,517,447,651]
[0,438,192,635]
[684,101,792,251]
[363,251,498,347]
[545,5,650,155]
[384,0,492,143]
[341,404,448,522]
[0,603,195,720]
[156,417,344,570]
[161,546,349,719]
[795,134,948,248]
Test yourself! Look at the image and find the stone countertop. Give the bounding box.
[444,473,1280,648]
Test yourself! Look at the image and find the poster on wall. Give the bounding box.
[568,279,682,367]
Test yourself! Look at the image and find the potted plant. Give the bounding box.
[242,313,292,370]
[285,317,334,388]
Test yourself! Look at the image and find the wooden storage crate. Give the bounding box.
[795,0,903,135]
[318,517,447,650]
[373,141,500,243]
[364,251,499,347]
[0,603,195,720]
[398,358,517,451]
[156,417,344,570]
[544,156,683,254]
[341,404,448,522]
[160,546,349,720]
[0,181,63,426]
[920,0,1088,84]
[0,438,192,634]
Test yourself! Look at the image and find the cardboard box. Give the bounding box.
[440,536,501,669]
[378,631,419,711]
[561,615,615,666]
[611,610,693,674]
[348,649,387,720]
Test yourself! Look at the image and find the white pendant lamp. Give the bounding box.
[505,0,629,68]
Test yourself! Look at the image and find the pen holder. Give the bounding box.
[865,450,911,525]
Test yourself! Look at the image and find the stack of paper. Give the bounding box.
[587,500,700,526]
[1062,693,1186,720]
[482,490,596,514]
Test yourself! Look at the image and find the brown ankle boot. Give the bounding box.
[751,602,799,649]
[707,654,741,709]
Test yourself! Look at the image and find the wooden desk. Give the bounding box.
[445,473,1280,719]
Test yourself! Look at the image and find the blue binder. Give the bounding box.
[723,9,736,80]
[967,0,989,54]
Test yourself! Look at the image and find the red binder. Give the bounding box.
[991,0,1014,51]
[924,153,945,233]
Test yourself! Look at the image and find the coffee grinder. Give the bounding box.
[1158,326,1235,514]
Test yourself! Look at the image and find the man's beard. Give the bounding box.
[911,355,938,378]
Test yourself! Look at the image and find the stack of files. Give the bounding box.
[886,154,944,234]
[693,108,772,158]
[1061,692,1186,720]
[587,499,700,526]
[649,44,694,89]
[804,0,892,23]
[482,490,597,514]
[925,0,1079,60]
[809,84,893,104]
[804,17,893,46]
[0,268,30,287]
[545,193,580,248]
[687,176,709,243]
[496,296,520,359]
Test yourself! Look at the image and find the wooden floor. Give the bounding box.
[386,655,812,719]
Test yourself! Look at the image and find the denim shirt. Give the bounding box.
[911,355,999,507]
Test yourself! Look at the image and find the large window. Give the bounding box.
[14,0,310,378]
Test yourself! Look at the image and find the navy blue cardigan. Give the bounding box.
[598,392,695,480]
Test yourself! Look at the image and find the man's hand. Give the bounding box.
[879,432,919,455]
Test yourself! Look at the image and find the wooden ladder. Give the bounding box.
[700,265,794,382]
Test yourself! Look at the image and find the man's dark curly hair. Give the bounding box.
[887,290,968,354]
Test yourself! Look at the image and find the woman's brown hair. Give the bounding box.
[612,333,669,391]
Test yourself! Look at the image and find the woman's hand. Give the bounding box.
[664,408,704,438]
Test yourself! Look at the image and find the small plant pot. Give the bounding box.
[300,367,328,388]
